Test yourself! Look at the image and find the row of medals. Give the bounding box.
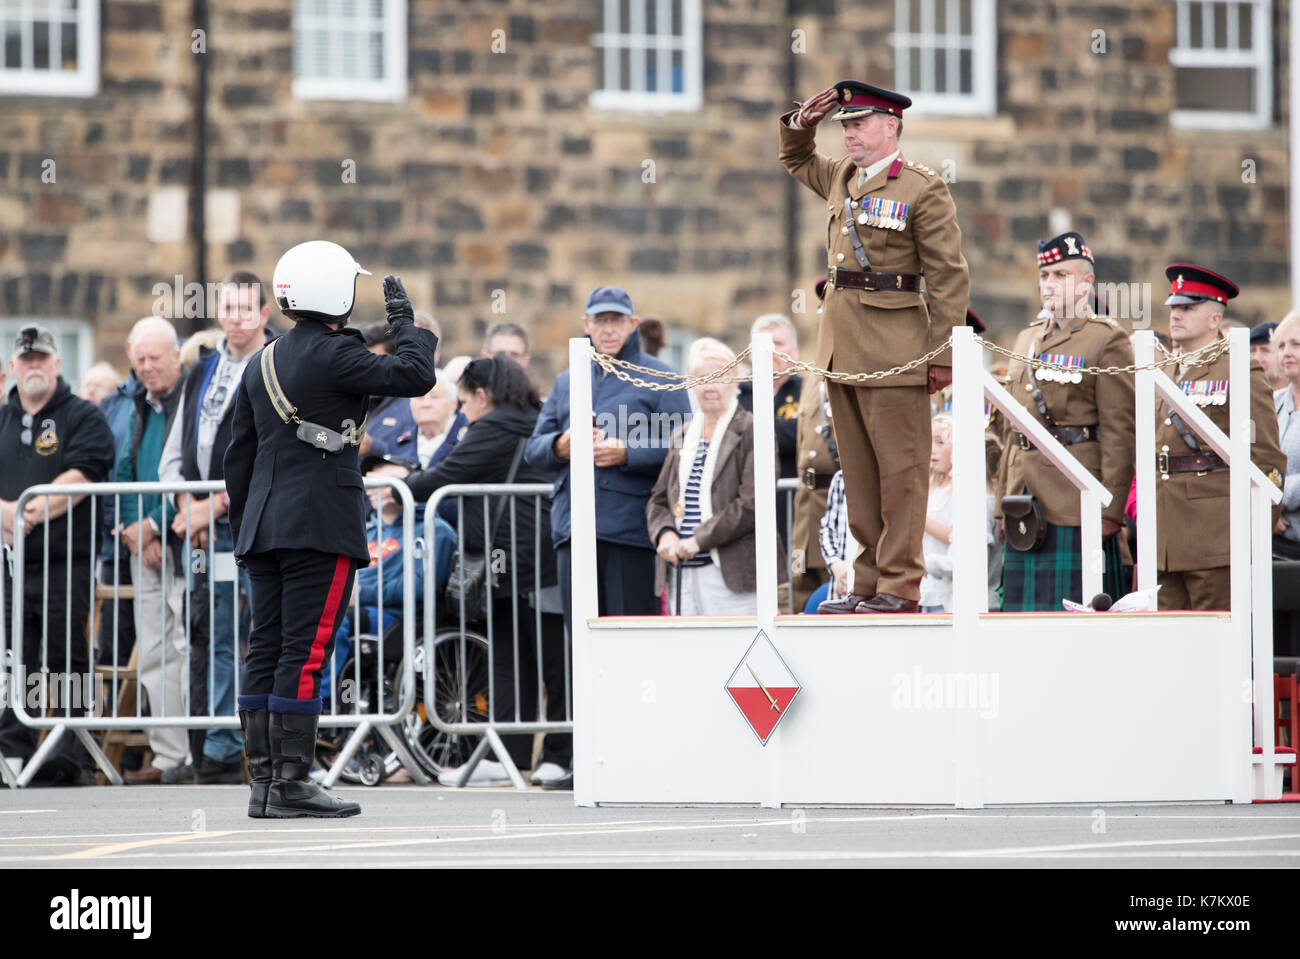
[1035,365,1083,384]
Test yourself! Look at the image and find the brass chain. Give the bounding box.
[976,335,1226,377]
[587,334,1226,391]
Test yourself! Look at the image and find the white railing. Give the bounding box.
[1133,327,1284,799]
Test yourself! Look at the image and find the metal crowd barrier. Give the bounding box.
[421,483,566,790]
[4,477,425,788]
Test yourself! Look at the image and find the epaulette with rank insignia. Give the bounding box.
[904,159,937,177]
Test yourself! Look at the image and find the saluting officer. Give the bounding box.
[224,241,438,818]
[781,80,970,614]
[790,277,838,611]
[1153,264,1285,611]
[996,231,1135,611]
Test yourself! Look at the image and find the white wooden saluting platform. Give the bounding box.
[565,327,1291,808]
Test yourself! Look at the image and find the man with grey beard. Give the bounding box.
[0,326,115,784]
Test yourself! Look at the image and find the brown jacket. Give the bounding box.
[646,408,786,595]
[790,373,836,577]
[1154,339,1286,571]
[778,112,970,385]
[996,312,1136,526]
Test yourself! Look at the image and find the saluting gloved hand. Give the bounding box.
[383,274,414,330]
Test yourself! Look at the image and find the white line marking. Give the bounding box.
[31,822,1299,863]
[0,809,57,815]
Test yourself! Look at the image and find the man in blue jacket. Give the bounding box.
[526,286,691,633]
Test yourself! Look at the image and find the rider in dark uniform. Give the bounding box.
[224,240,438,818]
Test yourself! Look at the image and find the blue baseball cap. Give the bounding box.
[1250,321,1278,346]
[584,285,634,316]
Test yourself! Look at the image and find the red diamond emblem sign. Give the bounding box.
[724,630,801,745]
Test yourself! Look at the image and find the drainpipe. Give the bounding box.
[784,12,800,300]
[1290,0,1299,306]
[190,0,210,336]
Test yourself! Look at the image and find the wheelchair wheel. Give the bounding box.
[358,752,386,787]
[402,626,492,778]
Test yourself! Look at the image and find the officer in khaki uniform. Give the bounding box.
[1153,264,1285,611]
[790,278,839,610]
[996,231,1135,611]
[780,80,969,613]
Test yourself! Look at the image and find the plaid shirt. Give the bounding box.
[818,470,847,599]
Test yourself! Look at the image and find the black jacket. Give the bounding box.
[405,403,556,589]
[0,377,115,570]
[224,318,438,562]
[737,373,803,479]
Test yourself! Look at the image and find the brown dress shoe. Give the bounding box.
[122,765,163,784]
[817,593,873,614]
[855,593,920,614]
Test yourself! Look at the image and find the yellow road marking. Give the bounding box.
[52,830,236,859]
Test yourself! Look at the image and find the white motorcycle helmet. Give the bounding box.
[272,240,372,323]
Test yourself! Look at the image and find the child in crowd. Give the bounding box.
[920,414,954,612]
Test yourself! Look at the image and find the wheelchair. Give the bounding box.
[313,605,492,786]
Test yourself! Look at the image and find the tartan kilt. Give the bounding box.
[1001,521,1126,612]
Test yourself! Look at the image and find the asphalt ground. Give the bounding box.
[1,784,1298,868]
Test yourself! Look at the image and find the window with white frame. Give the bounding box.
[0,0,99,97]
[0,319,94,389]
[1170,0,1271,129]
[889,0,996,116]
[292,0,407,102]
[591,0,702,112]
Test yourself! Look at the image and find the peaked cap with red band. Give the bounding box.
[1164,263,1239,306]
[832,79,911,122]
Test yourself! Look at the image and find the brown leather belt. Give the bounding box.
[1159,451,1226,475]
[800,468,835,492]
[1013,424,1098,450]
[827,265,921,293]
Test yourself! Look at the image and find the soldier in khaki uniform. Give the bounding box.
[790,278,839,610]
[996,232,1135,611]
[780,80,970,614]
[1153,264,1285,611]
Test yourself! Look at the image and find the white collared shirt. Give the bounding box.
[417,422,453,468]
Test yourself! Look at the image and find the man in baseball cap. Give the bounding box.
[14,325,58,356]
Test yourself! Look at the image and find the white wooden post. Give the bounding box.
[750,334,783,808]
[951,326,986,808]
[569,337,598,806]
[1227,326,1253,803]
[751,333,780,630]
[1079,489,1103,603]
[1252,481,1279,797]
[950,326,988,620]
[1133,331,1158,593]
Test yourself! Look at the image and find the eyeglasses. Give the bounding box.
[19,412,32,446]
[587,314,631,327]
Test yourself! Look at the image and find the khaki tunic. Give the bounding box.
[777,112,970,386]
[1154,339,1285,572]
[778,111,970,601]
[996,312,1136,526]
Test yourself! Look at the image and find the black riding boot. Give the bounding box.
[238,709,272,819]
[265,712,360,819]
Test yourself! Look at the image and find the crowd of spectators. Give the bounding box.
[6,272,1300,788]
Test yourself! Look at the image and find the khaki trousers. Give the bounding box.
[825,382,930,601]
[1157,567,1231,612]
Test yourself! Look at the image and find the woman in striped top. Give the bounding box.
[647,338,785,615]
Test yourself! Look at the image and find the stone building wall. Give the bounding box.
[0,0,1292,386]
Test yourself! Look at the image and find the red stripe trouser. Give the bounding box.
[239,549,357,715]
